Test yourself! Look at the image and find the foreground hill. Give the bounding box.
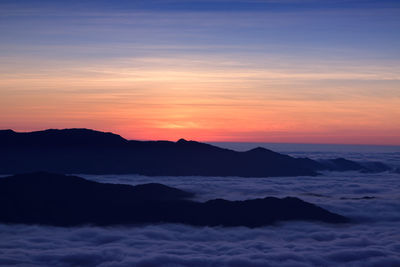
[0,128,389,177]
[0,172,349,227]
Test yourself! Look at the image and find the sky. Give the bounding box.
[0,0,399,144]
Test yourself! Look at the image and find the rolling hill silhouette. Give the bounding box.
[0,172,349,227]
[0,128,390,177]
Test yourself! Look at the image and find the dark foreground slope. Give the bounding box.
[0,172,349,227]
[0,129,389,177]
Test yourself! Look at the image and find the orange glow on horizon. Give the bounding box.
[1,56,399,146]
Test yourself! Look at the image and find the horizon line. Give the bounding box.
[2,127,400,147]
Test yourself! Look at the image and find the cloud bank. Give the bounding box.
[1,168,399,266]
[0,221,399,266]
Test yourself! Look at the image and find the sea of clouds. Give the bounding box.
[1,148,399,266]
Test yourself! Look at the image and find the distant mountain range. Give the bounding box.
[0,128,390,177]
[0,172,349,227]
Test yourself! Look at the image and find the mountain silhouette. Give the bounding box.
[0,172,349,227]
[0,128,390,177]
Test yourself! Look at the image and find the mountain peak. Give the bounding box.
[247,147,268,153]
[0,128,127,147]
[0,129,16,135]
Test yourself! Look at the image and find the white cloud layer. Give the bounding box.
[1,150,399,266]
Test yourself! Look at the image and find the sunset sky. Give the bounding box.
[1,0,399,144]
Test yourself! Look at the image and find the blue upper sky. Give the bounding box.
[2,0,399,52]
[2,0,400,11]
